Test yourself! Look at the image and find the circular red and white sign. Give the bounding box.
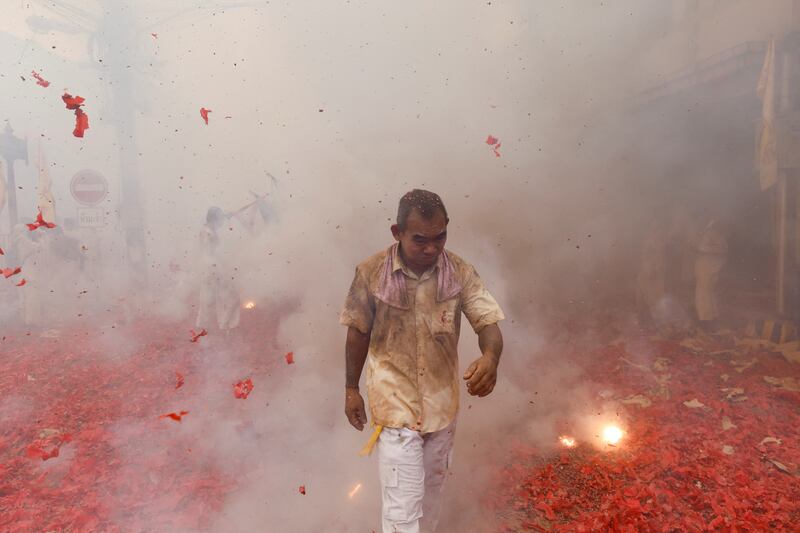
[70,169,108,206]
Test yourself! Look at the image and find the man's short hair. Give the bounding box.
[396,189,448,231]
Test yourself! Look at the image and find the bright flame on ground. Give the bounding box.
[559,436,576,448]
[244,301,256,310]
[602,425,623,446]
[348,483,362,499]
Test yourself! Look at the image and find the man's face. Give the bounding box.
[391,209,448,272]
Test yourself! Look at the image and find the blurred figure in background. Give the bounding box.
[694,219,728,331]
[667,205,701,308]
[63,218,101,284]
[196,206,241,335]
[636,219,667,327]
[13,223,48,327]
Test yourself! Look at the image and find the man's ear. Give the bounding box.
[390,224,401,241]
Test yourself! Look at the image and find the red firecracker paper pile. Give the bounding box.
[0,308,287,532]
[490,333,800,531]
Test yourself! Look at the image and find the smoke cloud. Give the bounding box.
[0,1,779,531]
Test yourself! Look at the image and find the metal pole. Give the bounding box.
[777,173,788,315]
[6,161,18,227]
[776,43,795,316]
[0,123,28,230]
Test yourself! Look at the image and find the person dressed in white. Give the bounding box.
[694,220,728,328]
[195,206,241,334]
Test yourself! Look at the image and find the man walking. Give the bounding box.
[340,189,505,532]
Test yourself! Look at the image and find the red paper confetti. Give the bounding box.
[535,501,557,521]
[233,378,254,399]
[2,267,21,278]
[0,247,4,255]
[159,410,189,422]
[26,443,60,461]
[73,108,89,138]
[200,107,211,125]
[189,329,207,343]
[31,71,50,88]
[485,134,501,157]
[27,209,57,231]
[298,485,306,495]
[16,278,27,287]
[25,434,72,461]
[62,92,89,138]
[175,372,185,389]
[62,92,85,110]
[151,33,158,39]
[285,351,294,365]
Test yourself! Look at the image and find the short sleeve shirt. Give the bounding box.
[340,245,505,433]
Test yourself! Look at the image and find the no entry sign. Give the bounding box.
[70,169,108,206]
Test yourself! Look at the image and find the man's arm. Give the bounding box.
[463,323,503,397]
[345,326,370,430]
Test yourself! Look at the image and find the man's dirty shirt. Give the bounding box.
[340,244,505,433]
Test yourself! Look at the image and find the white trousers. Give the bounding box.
[377,421,456,533]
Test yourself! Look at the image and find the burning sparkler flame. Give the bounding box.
[602,425,623,446]
[244,301,256,310]
[559,436,576,448]
[348,482,362,499]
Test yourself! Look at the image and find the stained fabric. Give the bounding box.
[340,245,504,433]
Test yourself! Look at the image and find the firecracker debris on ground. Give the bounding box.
[0,308,285,532]
[1,310,798,531]
[490,326,800,531]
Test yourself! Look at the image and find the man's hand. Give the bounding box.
[463,354,498,397]
[344,326,370,430]
[465,323,503,397]
[345,387,368,431]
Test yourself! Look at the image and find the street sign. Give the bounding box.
[70,169,108,206]
[77,207,105,228]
